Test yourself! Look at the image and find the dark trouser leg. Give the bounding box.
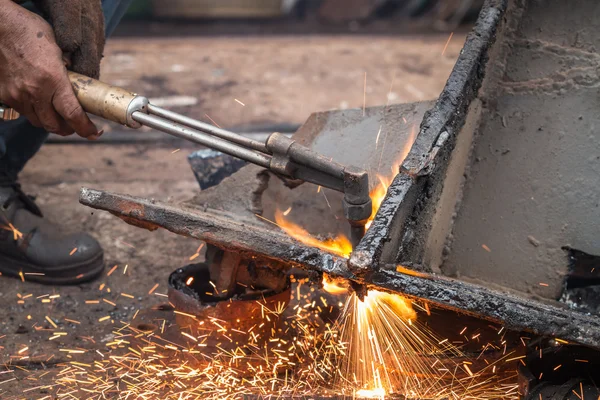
[0,0,134,179]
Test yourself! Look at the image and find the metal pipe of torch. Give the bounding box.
[67,72,372,246]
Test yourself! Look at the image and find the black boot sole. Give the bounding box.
[0,251,104,285]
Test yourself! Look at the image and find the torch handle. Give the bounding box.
[0,103,19,121]
[67,72,148,128]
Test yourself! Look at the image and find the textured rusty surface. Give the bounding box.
[365,267,600,349]
[80,188,354,279]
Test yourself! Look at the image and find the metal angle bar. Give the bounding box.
[79,188,351,278]
[79,187,600,349]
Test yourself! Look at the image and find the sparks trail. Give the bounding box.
[7,275,519,399]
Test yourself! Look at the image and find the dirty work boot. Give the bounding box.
[0,179,104,284]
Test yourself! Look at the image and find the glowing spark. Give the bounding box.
[204,114,222,128]
[375,126,382,147]
[116,238,136,248]
[69,247,77,256]
[356,388,385,399]
[395,265,427,278]
[234,98,245,106]
[107,264,118,276]
[255,213,279,226]
[171,148,181,154]
[3,223,23,240]
[442,32,454,56]
[148,283,159,295]
[482,244,491,252]
[186,277,194,286]
[283,206,292,216]
[45,316,57,329]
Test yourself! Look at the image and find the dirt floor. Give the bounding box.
[0,32,463,398]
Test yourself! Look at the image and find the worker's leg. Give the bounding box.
[0,0,133,284]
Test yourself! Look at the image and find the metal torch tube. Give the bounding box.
[350,225,366,248]
[287,142,346,180]
[147,104,268,153]
[132,112,272,168]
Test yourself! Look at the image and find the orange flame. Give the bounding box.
[366,125,417,230]
[360,289,417,322]
[322,274,349,295]
[365,175,391,230]
[274,209,353,258]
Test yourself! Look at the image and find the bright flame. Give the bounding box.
[356,387,386,399]
[366,124,417,230]
[361,290,416,321]
[274,209,352,258]
[365,175,391,230]
[322,274,348,295]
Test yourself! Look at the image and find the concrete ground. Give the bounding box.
[0,33,463,397]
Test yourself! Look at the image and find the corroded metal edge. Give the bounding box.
[367,268,600,350]
[79,188,353,280]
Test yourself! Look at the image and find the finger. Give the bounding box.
[51,76,99,138]
[19,101,43,129]
[33,100,73,136]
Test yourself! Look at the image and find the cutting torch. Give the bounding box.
[0,72,372,246]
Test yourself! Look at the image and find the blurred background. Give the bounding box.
[58,0,484,142]
[121,0,483,34]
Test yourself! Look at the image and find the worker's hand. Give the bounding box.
[0,0,101,138]
[32,0,105,79]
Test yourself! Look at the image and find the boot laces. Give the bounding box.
[0,174,43,217]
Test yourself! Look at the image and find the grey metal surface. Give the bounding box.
[441,0,600,299]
